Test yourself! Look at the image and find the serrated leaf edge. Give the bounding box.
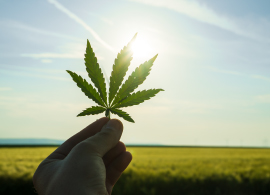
[84,39,107,105]
[66,70,106,107]
[77,106,106,117]
[113,88,164,108]
[110,108,135,123]
[108,33,137,105]
[110,54,158,107]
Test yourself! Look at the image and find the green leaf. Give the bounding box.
[66,70,105,107]
[84,39,107,105]
[67,34,164,123]
[110,108,134,123]
[113,89,164,108]
[109,33,137,105]
[111,54,158,107]
[77,106,106,117]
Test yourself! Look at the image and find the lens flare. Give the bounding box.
[131,35,153,59]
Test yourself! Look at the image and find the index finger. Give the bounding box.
[47,117,109,160]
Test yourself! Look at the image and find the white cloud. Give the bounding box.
[207,67,242,76]
[100,17,114,26]
[251,75,270,82]
[21,52,83,59]
[21,52,103,60]
[256,95,270,103]
[129,0,236,31]
[176,100,224,114]
[20,42,104,60]
[207,66,270,83]
[0,19,83,42]
[87,12,114,26]
[41,59,53,63]
[1,65,65,74]
[21,41,103,61]
[48,0,114,51]
[0,95,86,118]
[129,0,270,42]
[0,66,69,81]
[0,87,12,91]
[144,97,225,114]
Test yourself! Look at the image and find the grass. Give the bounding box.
[128,147,270,180]
[1,147,270,195]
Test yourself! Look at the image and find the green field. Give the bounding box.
[1,147,270,195]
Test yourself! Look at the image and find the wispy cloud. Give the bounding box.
[207,66,270,83]
[1,70,69,81]
[145,97,224,114]
[0,87,12,91]
[0,95,89,119]
[256,94,270,103]
[0,19,83,42]
[129,0,236,32]
[100,17,114,26]
[48,0,114,51]
[207,67,242,76]
[1,64,88,77]
[87,12,114,26]
[20,42,103,61]
[129,0,269,42]
[251,75,270,82]
[0,65,69,81]
[21,52,103,61]
[41,59,53,64]
[21,52,83,59]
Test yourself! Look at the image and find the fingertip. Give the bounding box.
[85,119,124,156]
[103,141,127,166]
[124,151,133,164]
[106,119,123,132]
[117,151,133,172]
[106,150,133,189]
[113,141,126,153]
[111,118,123,128]
[118,141,126,151]
[98,117,110,122]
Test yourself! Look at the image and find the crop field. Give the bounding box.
[1,147,270,195]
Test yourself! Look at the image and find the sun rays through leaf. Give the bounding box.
[67,33,164,123]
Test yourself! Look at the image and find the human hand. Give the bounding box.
[33,117,132,195]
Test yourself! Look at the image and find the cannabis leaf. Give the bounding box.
[67,33,164,123]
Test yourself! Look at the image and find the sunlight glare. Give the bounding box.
[131,34,153,59]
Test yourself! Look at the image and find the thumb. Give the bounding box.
[84,119,123,157]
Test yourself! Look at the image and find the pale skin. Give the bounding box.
[33,117,132,195]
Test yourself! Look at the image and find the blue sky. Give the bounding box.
[0,0,269,146]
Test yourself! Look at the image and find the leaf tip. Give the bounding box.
[131,33,138,42]
[86,39,91,48]
[148,54,158,63]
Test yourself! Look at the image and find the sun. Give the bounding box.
[131,34,153,59]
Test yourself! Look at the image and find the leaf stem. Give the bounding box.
[105,108,110,119]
